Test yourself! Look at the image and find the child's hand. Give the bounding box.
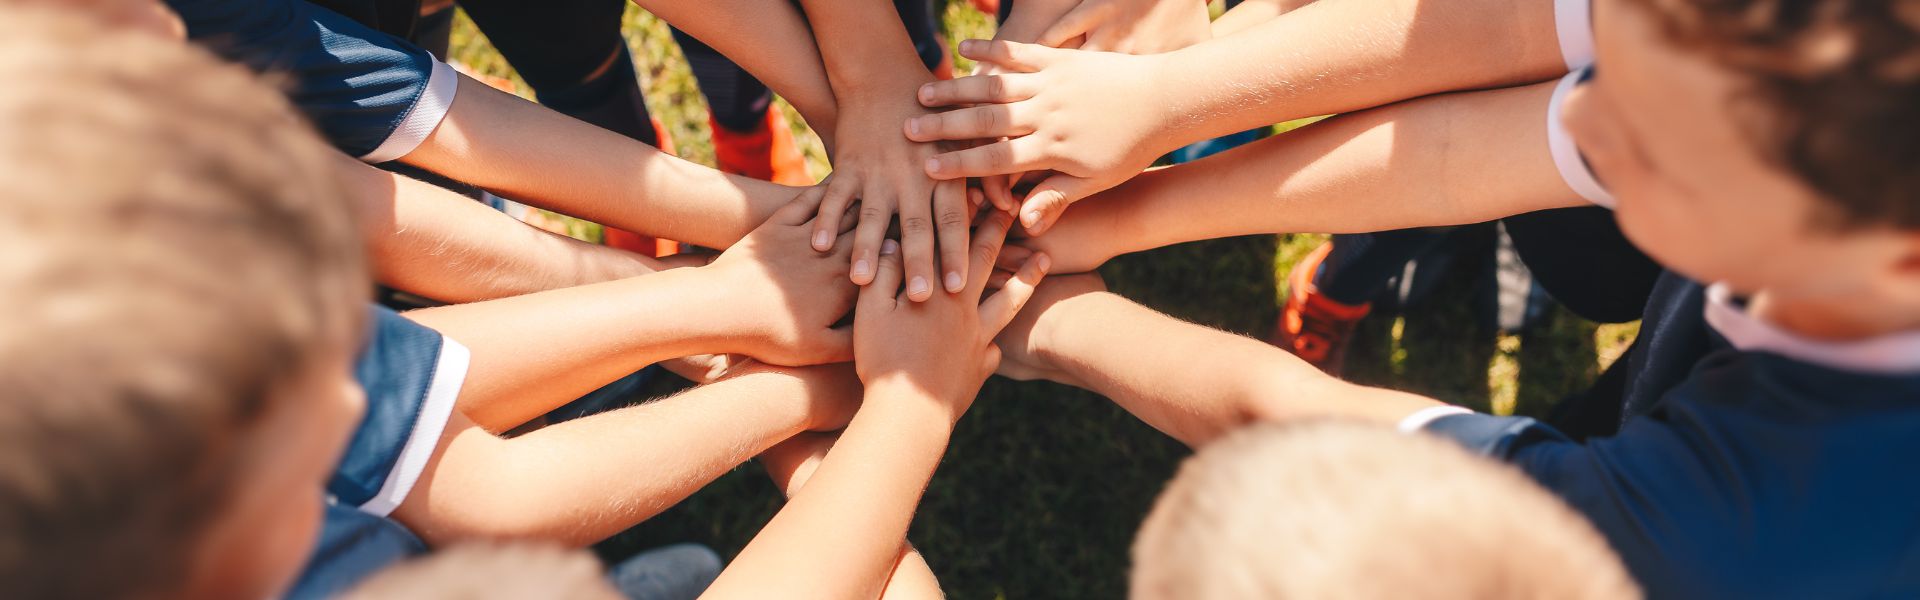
[990,273,1109,385]
[999,194,1132,274]
[853,211,1050,421]
[809,89,975,304]
[906,40,1175,235]
[1029,0,1211,54]
[703,189,861,366]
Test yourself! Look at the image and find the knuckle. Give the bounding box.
[859,205,890,222]
[986,75,1007,100]
[937,208,970,229]
[973,106,998,133]
[902,215,933,234]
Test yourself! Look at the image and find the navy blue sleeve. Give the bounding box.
[287,502,428,600]
[166,0,456,161]
[333,305,467,517]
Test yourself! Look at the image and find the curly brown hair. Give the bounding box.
[1635,0,1920,229]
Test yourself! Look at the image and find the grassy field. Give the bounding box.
[448,5,1636,598]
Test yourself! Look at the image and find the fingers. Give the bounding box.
[1036,1,1112,48]
[996,243,1035,271]
[848,191,894,285]
[914,73,1039,109]
[982,172,1017,212]
[967,210,1017,294]
[898,181,939,303]
[905,105,1036,143]
[956,39,1054,73]
[934,179,972,294]
[979,252,1051,336]
[860,238,904,310]
[925,138,1050,180]
[1017,175,1095,235]
[812,176,860,251]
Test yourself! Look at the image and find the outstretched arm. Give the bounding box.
[759,434,946,600]
[398,75,795,249]
[402,194,860,431]
[629,0,840,138]
[392,364,862,548]
[338,153,673,303]
[996,276,1440,447]
[1020,81,1584,274]
[703,211,1049,599]
[909,0,1585,230]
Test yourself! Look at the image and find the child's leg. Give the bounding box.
[458,0,661,146]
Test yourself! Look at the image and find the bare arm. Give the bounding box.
[392,364,861,547]
[996,277,1440,447]
[337,153,670,303]
[629,0,839,138]
[1025,81,1583,274]
[403,196,861,431]
[398,75,794,249]
[759,434,946,600]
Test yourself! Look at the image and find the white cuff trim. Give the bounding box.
[1704,283,1920,375]
[359,58,458,164]
[1397,405,1475,434]
[357,336,468,518]
[1554,0,1596,70]
[1547,69,1615,208]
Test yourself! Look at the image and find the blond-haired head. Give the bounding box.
[1132,421,1639,600]
[0,5,366,598]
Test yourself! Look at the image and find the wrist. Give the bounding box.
[864,373,973,426]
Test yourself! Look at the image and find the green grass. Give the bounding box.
[448,5,1636,597]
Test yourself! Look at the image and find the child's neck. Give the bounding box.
[1750,289,1920,341]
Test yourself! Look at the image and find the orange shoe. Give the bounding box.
[709,108,814,186]
[1272,241,1373,376]
[604,117,681,256]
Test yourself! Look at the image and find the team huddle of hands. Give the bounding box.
[686,0,1220,408]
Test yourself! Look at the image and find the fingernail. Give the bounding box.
[853,259,873,279]
[909,276,931,297]
[908,118,922,136]
[1037,253,1052,274]
[1022,210,1042,228]
[812,230,832,250]
[881,239,899,255]
[960,40,978,54]
[919,84,935,103]
[945,271,964,292]
[925,156,942,174]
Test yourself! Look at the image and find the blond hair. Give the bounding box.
[0,6,364,598]
[1132,421,1640,600]
[345,543,623,600]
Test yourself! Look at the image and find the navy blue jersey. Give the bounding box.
[1420,275,1920,597]
[167,0,455,161]
[293,305,466,598]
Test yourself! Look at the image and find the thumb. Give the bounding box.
[1037,2,1112,49]
[1017,175,1095,235]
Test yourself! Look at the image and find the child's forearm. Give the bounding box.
[1146,0,1568,149]
[399,76,790,249]
[1062,82,1580,272]
[632,0,839,135]
[393,365,861,547]
[403,267,757,431]
[342,156,666,303]
[705,384,954,599]
[1033,292,1438,446]
[759,435,946,600]
[797,0,934,96]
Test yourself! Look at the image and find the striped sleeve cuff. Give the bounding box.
[359,58,459,164]
[356,336,468,518]
[1554,0,1595,70]
[1546,68,1615,207]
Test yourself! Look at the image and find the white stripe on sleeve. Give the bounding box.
[1554,0,1596,70]
[1546,69,1616,207]
[360,58,459,164]
[357,336,468,518]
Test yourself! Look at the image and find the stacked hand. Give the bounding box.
[906,40,1178,235]
[703,189,861,366]
[853,210,1050,421]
